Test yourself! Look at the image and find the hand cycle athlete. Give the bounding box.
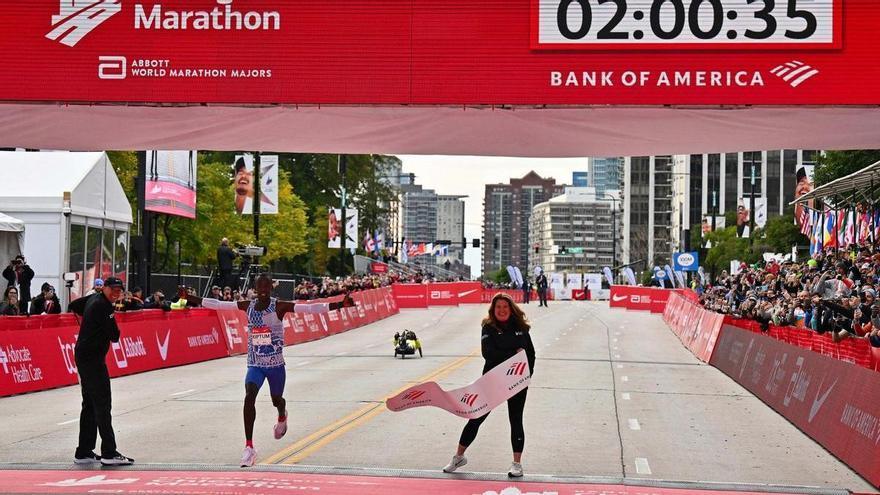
[180,273,354,467]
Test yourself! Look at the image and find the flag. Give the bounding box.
[364,232,375,253]
[799,207,813,236]
[836,210,846,247]
[373,230,381,255]
[824,211,837,248]
[401,239,410,263]
[844,211,855,247]
[377,231,386,252]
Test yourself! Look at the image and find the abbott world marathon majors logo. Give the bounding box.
[550,61,819,89]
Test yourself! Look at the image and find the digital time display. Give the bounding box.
[535,0,837,48]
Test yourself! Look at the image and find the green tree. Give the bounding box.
[754,213,807,254]
[815,150,880,187]
[703,226,758,276]
[487,268,511,285]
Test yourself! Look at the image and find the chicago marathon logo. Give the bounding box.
[401,390,426,401]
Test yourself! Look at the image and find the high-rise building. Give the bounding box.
[588,157,623,195]
[400,182,438,248]
[482,171,566,275]
[621,156,674,271]
[572,171,589,187]
[528,187,620,275]
[669,149,821,253]
[374,156,406,252]
[437,195,466,264]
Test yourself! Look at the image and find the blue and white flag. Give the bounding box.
[602,266,614,286]
[623,267,637,286]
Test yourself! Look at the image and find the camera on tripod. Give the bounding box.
[235,245,267,257]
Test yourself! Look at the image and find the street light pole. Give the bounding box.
[750,162,756,244]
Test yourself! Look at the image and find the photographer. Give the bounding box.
[29,283,61,315]
[3,255,34,313]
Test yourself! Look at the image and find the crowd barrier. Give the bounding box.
[711,324,880,487]
[609,285,680,313]
[0,287,399,397]
[662,291,724,363]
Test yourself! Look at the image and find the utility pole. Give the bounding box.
[338,155,348,275]
[253,152,261,243]
[750,161,756,244]
[136,151,153,293]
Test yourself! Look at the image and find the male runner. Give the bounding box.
[180,273,353,467]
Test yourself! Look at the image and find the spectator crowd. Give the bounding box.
[698,247,880,348]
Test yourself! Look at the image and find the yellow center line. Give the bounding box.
[264,349,480,465]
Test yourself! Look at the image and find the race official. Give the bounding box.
[68,277,134,466]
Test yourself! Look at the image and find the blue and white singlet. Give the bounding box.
[246,297,285,368]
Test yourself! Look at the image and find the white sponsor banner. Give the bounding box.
[387,351,531,419]
[567,273,583,290]
[235,153,278,215]
[345,208,358,249]
[549,272,564,291]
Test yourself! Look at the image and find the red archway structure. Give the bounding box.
[0,0,877,156]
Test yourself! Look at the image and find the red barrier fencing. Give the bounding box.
[391,283,427,308]
[711,324,880,487]
[0,287,400,398]
[662,291,724,363]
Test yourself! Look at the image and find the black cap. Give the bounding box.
[103,277,125,289]
[41,282,52,292]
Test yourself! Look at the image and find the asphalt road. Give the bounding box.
[0,301,874,492]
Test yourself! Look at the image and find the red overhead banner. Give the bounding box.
[0,0,876,105]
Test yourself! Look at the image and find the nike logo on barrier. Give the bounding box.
[612,294,628,302]
[457,289,478,298]
[808,377,838,423]
[157,330,171,361]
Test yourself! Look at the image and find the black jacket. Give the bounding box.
[217,245,237,271]
[3,264,34,301]
[536,275,548,291]
[480,321,536,376]
[29,293,61,315]
[70,293,120,362]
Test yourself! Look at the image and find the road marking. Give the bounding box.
[555,337,560,341]
[265,350,479,465]
[616,364,623,369]
[612,338,618,343]
[612,346,618,351]
[614,354,621,359]
[57,419,78,426]
[621,376,629,382]
[422,323,430,328]
[628,418,641,430]
[295,361,310,367]
[335,352,348,356]
[615,332,621,336]
[635,457,652,474]
[170,389,195,397]
[622,393,631,400]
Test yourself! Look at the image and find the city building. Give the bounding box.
[621,156,674,271]
[436,195,466,264]
[482,171,566,275]
[528,187,620,276]
[588,157,623,196]
[572,171,589,187]
[669,149,821,253]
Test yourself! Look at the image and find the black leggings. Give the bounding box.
[459,388,527,452]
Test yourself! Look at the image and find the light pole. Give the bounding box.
[749,160,756,244]
[598,193,620,276]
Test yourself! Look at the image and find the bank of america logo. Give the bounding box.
[507,362,527,376]
[770,61,819,88]
[402,390,426,401]
[46,0,122,47]
[460,393,479,407]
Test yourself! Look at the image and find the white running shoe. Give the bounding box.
[240,446,257,468]
[274,416,288,439]
[508,462,523,478]
[442,455,467,473]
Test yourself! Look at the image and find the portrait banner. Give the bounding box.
[328,208,341,249]
[387,351,531,419]
[233,154,278,215]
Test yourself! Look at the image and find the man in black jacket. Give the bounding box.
[29,283,61,315]
[217,238,237,290]
[3,255,34,313]
[68,277,134,466]
[535,271,549,307]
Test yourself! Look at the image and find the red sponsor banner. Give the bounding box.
[481,289,527,304]
[104,309,229,377]
[391,283,428,309]
[609,285,657,310]
[711,324,880,487]
[453,282,484,304]
[425,283,460,306]
[662,291,724,362]
[0,309,229,397]
[370,262,388,274]
[1,1,876,105]
[215,307,248,356]
[572,289,587,301]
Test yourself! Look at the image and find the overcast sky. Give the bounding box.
[397,155,589,276]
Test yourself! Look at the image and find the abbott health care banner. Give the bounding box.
[387,351,531,419]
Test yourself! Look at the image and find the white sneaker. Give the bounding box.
[240,446,257,468]
[508,462,523,477]
[274,414,288,440]
[442,454,467,473]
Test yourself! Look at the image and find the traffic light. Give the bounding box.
[462,237,467,250]
[534,245,539,254]
[472,239,480,248]
[493,238,499,249]
[559,245,567,254]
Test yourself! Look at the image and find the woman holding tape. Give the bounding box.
[180,273,353,467]
[443,292,536,478]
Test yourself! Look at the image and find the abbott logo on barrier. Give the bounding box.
[46,0,122,47]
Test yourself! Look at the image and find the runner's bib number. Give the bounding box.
[250,327,271,346]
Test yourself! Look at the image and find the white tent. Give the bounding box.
[0,151,133,307]
[0,212,25,270]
